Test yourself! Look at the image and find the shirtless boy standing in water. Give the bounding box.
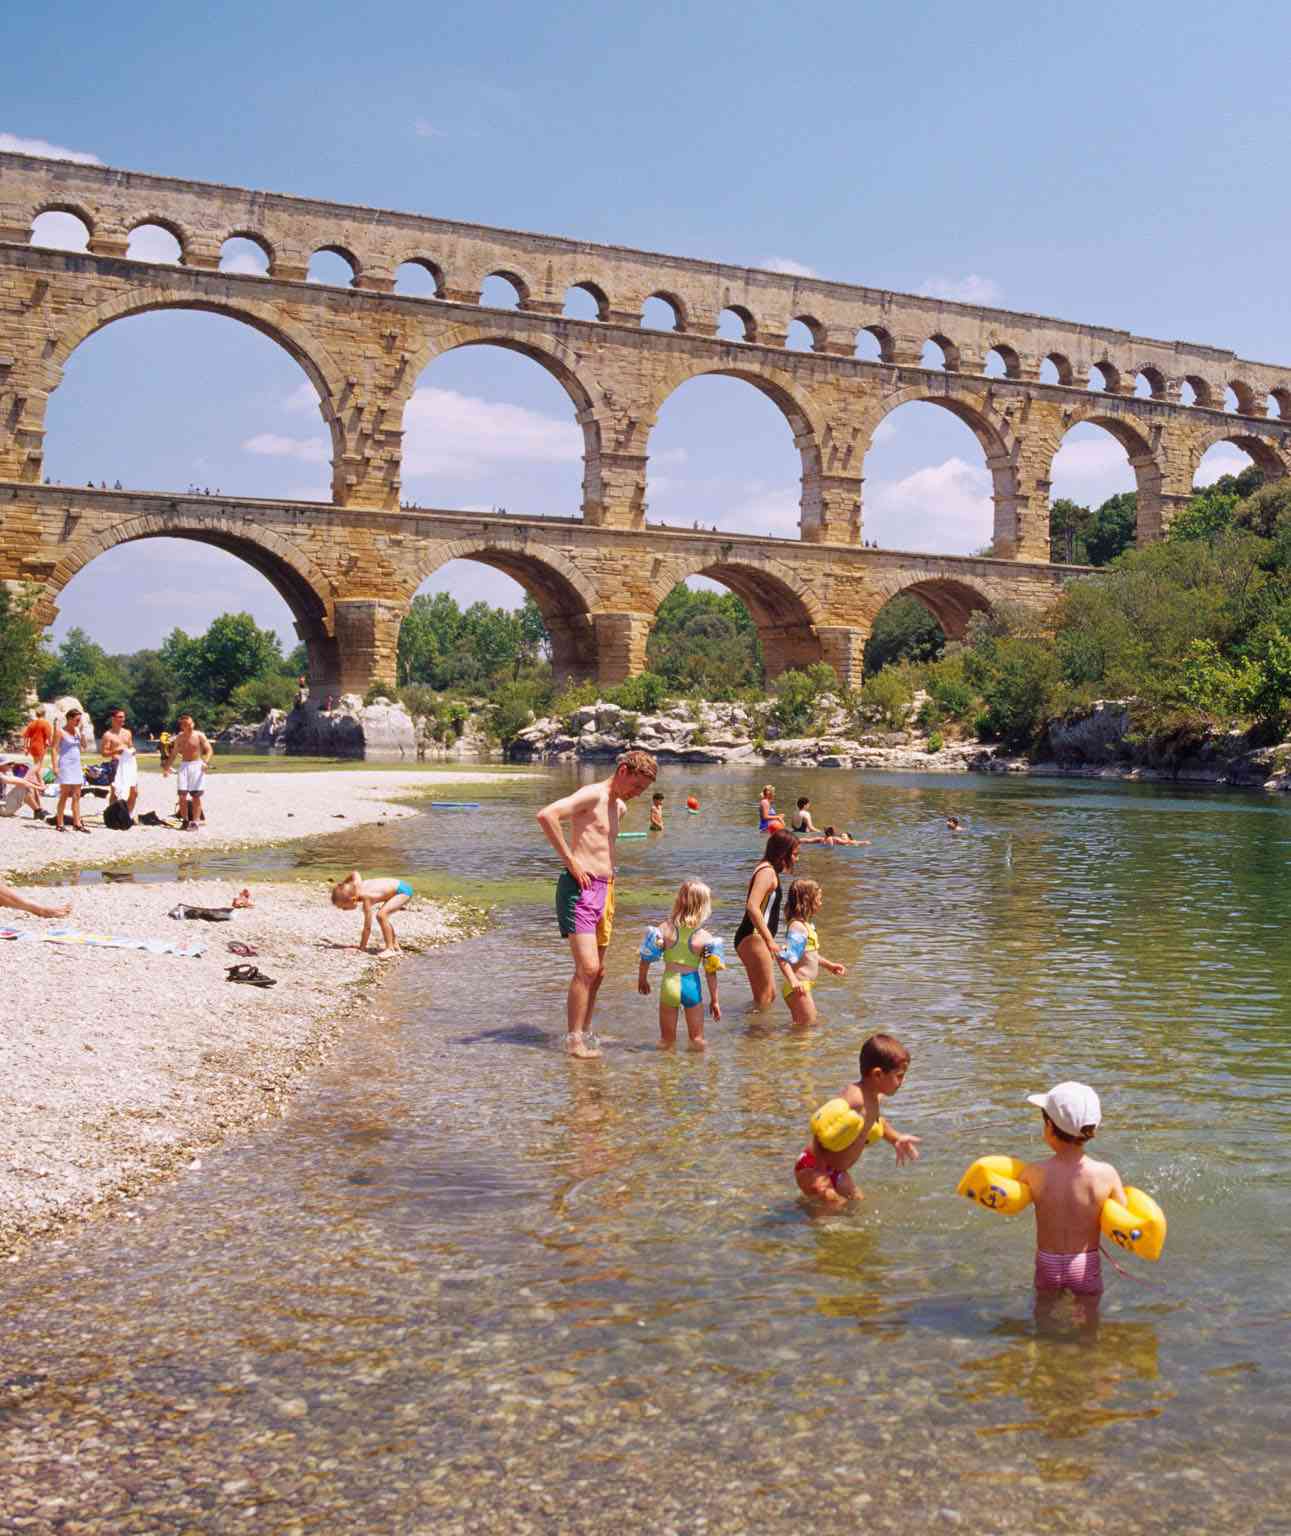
[537,750,658,1058]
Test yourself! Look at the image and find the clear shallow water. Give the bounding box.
[4,769,1291,1534]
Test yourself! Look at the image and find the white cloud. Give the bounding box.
[0,131,100,165]
[1048,430,1136,507]
[916,273,1003,306]
[872,418,897,445]
[725,482,802,538]
[243,432,330,463]
[402,387,581,477]
[283,383,321,414]
[1194,446,1253,486]
[758,257,819,279]
[221,248,268,275]
[30,210,89,251]
[414,118,445,139]
[865,456,993,555]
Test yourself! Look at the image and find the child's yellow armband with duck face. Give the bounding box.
[1100,1187,1166,1261]
[956,1155,1032,1215]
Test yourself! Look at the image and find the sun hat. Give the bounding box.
[811,1098,863,1152]
[1026,1081,1101,1138]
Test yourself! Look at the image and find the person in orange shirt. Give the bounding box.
[22,710,53,777]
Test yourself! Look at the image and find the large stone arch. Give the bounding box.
[1184,424,1290,486]
[856,382,1026,556]
[642,360,829,540]
[396,319,604,522]
[37,508,341,687]
[406,532,602,682]
[1040,407,1163,546]
[863,572,995,642]
[29,285,351,491]
[646,550,825,677]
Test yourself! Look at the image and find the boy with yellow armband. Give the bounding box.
[840,1032,922,1168]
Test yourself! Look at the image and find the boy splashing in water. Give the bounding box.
[537,750,659,1058]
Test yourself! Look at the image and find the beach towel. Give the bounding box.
[0,925,206,958]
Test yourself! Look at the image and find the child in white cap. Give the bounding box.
[1020,1081,1127,1325]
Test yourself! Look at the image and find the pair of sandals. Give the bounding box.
[225,963,276,988]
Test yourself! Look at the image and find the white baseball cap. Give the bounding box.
[1026,1081,1101,1138]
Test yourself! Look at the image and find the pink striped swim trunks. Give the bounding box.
[1035,1248,1103,1296]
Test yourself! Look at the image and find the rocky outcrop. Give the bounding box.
[281,695,416,759]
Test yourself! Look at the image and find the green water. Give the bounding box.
[3,768,1290,1534]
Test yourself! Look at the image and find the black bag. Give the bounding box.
[104,796,133,831]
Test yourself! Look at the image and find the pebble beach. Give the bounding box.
[0,767,526,1253]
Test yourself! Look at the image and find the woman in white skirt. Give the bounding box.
[53,709,89,833]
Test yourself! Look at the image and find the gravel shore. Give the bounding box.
[0,768,529,1254]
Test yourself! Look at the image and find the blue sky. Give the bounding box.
[6,0,1286,651]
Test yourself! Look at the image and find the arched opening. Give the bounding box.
[652,561,819,679]
[641,293,684,332]
[480,272,526,310]
[644,580,764,696]
[1135,367,1165,400]
[307,247,357,287]
[1226,380,1257,416]
[1268,388,1290,420]
[645,372,811,538]
[1194,441,1255,488]
[985,346,1019,379]
[563,282,608,321]
[126,222,182,264]
[399,341,586,518]
[1040,355,1070,386]
[862,591,947,675]
[786,317,819,352]
[220,235,271,276]
[1183,375,1212,408]
[856,326,891,363]
[402,551,588,687]
[858,400,998,555]
[718,306,755,342]
[46,529,328,730]
[1088,362,1121,393]
[892,579,992,640]
[921,337,952,371]
[31,209,90,251]
[42,309,334,500]
[1048,420,1142,562]
[394,259,444,298]
[1180,380,1198,406]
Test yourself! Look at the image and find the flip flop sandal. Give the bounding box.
[227,941,258,957]
[225,964,276,987]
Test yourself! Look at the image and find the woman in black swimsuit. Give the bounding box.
[734,828,800,1008]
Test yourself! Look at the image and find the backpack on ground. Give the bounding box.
[104,796,133,831]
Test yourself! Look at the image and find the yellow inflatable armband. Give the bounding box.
[867,1116,885,1146]
[957,1155,1032,1215]
[1100,1186,1166,1262]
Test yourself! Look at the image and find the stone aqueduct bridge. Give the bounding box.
[2,153,1290,693]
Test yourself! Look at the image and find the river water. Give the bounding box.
[3,768,1290,1535]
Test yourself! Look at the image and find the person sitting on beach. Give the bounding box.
[778,878,846,1027]
[792,796,818,834]
[161,714,214,830]
[638,878,723,1050]
[331,871,413,959]
[839,1032,921,1170]
[649,791,665,832]
[0,763,47,821]
[794,1098,866,1207]
[1020,1081,1125,1328]
[0,881,71,920]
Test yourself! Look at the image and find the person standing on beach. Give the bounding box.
[22,709,53,778]
[52,708,89,834]
[99,708,139,817]
[536,749,658,1058]
[161,714,214,830]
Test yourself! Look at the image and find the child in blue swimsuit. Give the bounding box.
[331,870,413,958]
[638,879,725,1049]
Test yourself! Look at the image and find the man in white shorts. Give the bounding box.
[162,713,214,830]
[99,707,139,816]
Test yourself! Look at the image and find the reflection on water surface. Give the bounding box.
[3,768,1289,1533]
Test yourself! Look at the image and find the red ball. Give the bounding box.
[686,796,700,810]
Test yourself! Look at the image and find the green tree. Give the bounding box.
[863,596,944,674]
[124,650,179,734]
[1051,493,1136,565]
[646,585,763,697]
[190,613,283,704]
[0,586,47,735]
[40,627,130,728]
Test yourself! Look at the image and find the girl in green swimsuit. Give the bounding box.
[638,879,725,1050]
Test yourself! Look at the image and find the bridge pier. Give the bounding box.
[330,597,405,697]
[593,611,652,685]
[817,626,868,690]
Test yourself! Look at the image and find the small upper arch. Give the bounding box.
[126,214,188,256]
[1182,374,1214,407]
[718,304,757,343]
[1267,387,1291,420]
[856,324,894,363]
[1226,378,1258,415]
[564,280,610,321]
[985,343,1021,379]
[481,268,534,309]
[641,291,686,332]
[393,256,446,297]
[220,230,275,275]
[30,201,96,242]
[1041,353,1074,385]
[308,245,360,287]
[1088,360,1122,393]
[1134,365,1167,400]
[923,333,961,371]
[788,314,825,352]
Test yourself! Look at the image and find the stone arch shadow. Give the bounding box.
[407,534,602,682]
[649,552,825,677]
[866,573,995,642]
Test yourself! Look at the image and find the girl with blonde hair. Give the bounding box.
[638,878,725,1049]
